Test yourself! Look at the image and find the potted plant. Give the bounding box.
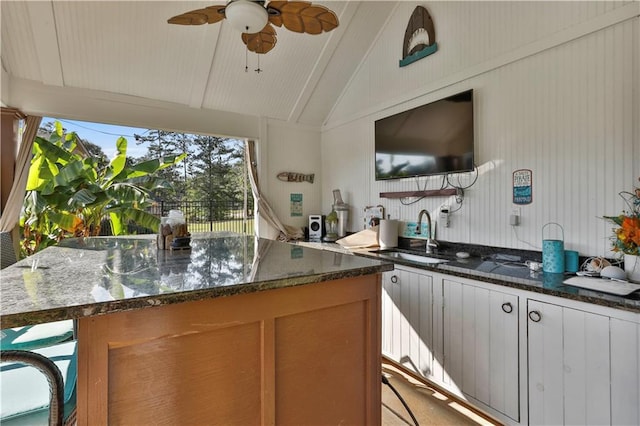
[604,178,640,282]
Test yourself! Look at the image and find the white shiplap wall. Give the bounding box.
[321,1,639,257]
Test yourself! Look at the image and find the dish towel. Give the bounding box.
[336,227,379,249]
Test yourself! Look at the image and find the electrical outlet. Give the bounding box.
[440,206,450,228]
[510,207,521,226]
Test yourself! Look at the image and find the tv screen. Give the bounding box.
[374,89,474,180]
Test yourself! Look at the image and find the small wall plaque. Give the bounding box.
[290,193,303,217]
[513,169,532,205]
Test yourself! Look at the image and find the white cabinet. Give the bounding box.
[610,317,640,425]
[442,277,520,422]
[381,266,439,380]
[380,260,640,426]
[527,299,640,425]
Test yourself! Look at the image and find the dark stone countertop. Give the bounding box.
[0,233,392,328]
[357,239,640,314]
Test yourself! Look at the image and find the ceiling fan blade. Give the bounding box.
[167,5,226,25]
[242,24,277,54]
[267,1,338,34]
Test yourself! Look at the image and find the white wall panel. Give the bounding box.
[321,1,639,256]
[265,121,321,230]
[321,118,372,231]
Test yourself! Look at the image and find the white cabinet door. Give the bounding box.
[380,267,437,379]
[381,270,395,359]
[610,318,640,425]
[527,299,612,425]
[443,278,519,422]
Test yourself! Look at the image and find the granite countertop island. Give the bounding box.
[0,233,392,328]
[1,233,391,425]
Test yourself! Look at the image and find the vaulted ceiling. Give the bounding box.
[1,1,397,128]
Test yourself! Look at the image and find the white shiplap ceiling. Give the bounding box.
[1,1,397,128]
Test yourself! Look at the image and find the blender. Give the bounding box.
[332,189,349,238]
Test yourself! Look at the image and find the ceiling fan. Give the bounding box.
[167,0,339,55]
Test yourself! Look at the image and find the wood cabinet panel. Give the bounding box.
[109,322,262,425]
[275,301,370,425]
[77,275,381,425]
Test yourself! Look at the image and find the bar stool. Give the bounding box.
[0,341,77,426]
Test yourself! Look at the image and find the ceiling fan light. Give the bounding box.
[225,0,268,34]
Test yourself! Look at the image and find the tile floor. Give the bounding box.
[381,362,501,426]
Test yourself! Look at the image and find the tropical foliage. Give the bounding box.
[20,121,185,255]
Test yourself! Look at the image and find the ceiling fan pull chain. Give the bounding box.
[255,54,262,74]
[245,44,249,73]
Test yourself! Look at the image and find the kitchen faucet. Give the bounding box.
[416,209,439,254]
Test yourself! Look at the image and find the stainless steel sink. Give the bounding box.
[374,250,449,265]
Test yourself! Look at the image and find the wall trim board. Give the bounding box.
[322,1,401,128]
[266,117,322,134]
[288,1,361,124]
[322,1,640,132]
[634,13,640,182]
[6,75,260,139]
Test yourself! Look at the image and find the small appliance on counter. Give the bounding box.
[323,210,339,242]
[332,189,349,238]
[309,215,324,241]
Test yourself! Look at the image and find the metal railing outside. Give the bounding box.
[149,199,255,235]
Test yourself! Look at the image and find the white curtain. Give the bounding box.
[245,140,303,241]
[0,115,42,232]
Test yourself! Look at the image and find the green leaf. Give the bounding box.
[130,158,161,175]
[26,155,53,190]
[108,137,128,178]
[54,121,64,137]
[70,188,98,206]
[109,212,124,235]
[107,207,160,233]
[35,136,74,164]
[603,215,624,226]
[62,132,78,152]
[54,161,87,188]
[48,211,81,233]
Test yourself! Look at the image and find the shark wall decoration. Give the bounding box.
[399,5,437,67]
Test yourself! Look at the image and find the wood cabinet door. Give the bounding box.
[527,299,611,425]
[443,279,519,421]
[381,268,436,379]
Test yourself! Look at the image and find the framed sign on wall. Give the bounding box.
[513,169,532,205]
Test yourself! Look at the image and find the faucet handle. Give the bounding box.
[426,238,439,254]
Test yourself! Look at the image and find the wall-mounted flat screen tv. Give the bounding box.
[374,89,474,180]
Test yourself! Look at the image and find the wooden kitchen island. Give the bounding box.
[0,234,392,425]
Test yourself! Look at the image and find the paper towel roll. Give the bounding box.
[379,219,398,249]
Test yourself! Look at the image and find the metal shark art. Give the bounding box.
[399,6,438,67]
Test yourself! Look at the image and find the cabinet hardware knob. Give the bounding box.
[390,275,398,284]
[501,302,513,313]
[528,310,542,322]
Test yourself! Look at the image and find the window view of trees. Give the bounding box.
[21,119,254,256]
